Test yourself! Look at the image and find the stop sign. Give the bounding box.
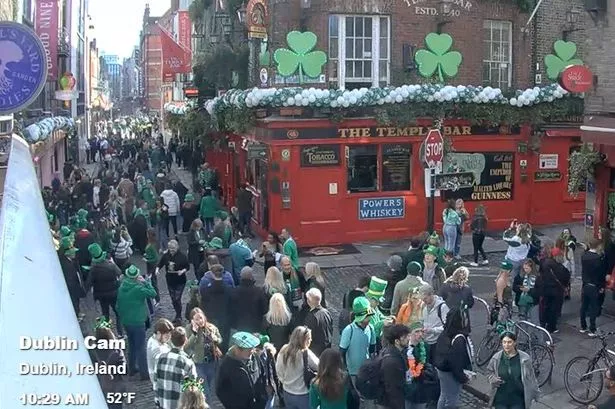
[424,129,444,168]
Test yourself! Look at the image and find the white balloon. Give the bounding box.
[395,95,403,103]
[342,100,349,107]
[337,96,345,104]
[309,95,316,103]
[330,100,338,108]
[287,97,295,105]
[349,96,357,104]
[510,98,517,105]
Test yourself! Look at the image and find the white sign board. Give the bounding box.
[539,154,559,170]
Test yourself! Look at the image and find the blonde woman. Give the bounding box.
[276,326,319,409]
[455,199,470,258]
[395,288,424,326]
[177,379,209,409]
[264,293,293,351]
[264,266,289,299]
[503,220,531,278]
[304,262,327,308]
[440,266,474,328]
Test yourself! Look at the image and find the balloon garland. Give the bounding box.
[23,116,75,143]
[407,341,427,380]
[205,83,579,116]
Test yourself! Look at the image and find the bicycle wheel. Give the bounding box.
[527,344,554,387]
[564,356,604,404]
[476,329,500,367]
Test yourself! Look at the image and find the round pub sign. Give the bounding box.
[559,65,593,93]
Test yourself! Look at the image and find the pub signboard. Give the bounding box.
[443,152,514,200]
[534,170,562,182]
[434,172,475,191]
[300,145,340,167]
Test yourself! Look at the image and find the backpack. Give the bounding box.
[354,352,389,400]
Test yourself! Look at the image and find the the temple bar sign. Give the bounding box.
[405,0,473,16]
[339,126,472,138]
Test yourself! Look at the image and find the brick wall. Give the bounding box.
[535,0,587,86]
[584,6,614,114]
[0,0,14,21]
[270,0,533,89]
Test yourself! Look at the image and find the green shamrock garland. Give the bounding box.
[274,31,327,84]
[414,33,462,82]
[544,40,584,80]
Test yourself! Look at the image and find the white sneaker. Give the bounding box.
[469,262,479,267]
[481,260,489,265]
[580,329,588,334]
[588,332,598,338]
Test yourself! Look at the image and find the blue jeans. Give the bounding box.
[506,258,523,280]
[406,402,426,409]
[283,391,310,409]
[454,231,463,257]
[196,361,218,401]
[203,217,214,235]
[436,369,462,409]
[443,224,458,253]
[495,405,524,409]
[157,224,168,251]
[125,324,148,377]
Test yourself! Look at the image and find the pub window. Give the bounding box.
[482,20,512,91]
[347,145,378,192]
[382,144,411,191]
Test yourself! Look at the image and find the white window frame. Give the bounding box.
[328,15,390,89]
[482,20,513,90]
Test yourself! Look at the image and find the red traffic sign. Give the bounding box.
[559,65,593,93]
[424,129,444,168]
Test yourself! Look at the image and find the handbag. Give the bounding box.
[548,267,570,298]
[302,349,317,387]
[518,292,534,307]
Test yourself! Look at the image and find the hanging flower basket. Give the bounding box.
[568,143,603,195]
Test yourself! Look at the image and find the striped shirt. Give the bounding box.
[110,237,132,260]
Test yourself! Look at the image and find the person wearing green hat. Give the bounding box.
[181,193,199,233]
[57,236,85,320]
[365,276,389,340]
[216,331,268,409]
[339,296,377,379]
[140,179,156,210]
[86,243,124,337]
[422,246,447,294]
[212,211,233,248]
[74,216,96,281]
[116,264,157,380]
[199,188,220,235]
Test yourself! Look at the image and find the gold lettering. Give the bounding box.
[338,129,350,138]
[470,191,512,200]
[348,128,361,138]
[397,127,409,136]
[452,127,461,135]
[418,127,427,136]
[376,127,386,137]
[462,126,471,135]
[387,127,397,137]
[360,128,371,137]
[409,127,420,136]
[443,127,452,136]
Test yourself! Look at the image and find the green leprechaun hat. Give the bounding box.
[88,243,107,263]
[352,296,374,323]
[424,246,439,257]
[59,236,78,257]
[208,236,224,249]
[366,276,387,303]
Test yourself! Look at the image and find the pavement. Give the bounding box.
[76,162,614,408]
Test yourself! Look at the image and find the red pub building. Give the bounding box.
[193,0,588,245]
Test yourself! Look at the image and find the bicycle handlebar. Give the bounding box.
[517,320,554,345]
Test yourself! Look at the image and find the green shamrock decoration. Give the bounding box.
[414,33,462,82]
[274,31,327,84]
[544,40,584,80]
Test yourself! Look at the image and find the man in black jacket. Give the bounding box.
[216,332,267,409]
[304,288,333,357]
[378,324,411,409]
[580,238,607,337]
[231,267,267,334]
[58,237,85,320]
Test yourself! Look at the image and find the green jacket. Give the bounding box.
[141,187,156,209]
[199,195,220,219]
[184,323,223,364]
[116,277,157,326]
[144,243,159,264]
[283,237,300,271]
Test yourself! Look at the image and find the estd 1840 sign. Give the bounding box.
[424,129,444,168]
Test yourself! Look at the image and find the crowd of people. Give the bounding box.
[44,128,615,409]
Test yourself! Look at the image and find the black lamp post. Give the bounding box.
[563,8,581,40]
[436,0,453,33]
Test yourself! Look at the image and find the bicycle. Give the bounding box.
[564,331,615,404]
[475,319,555,387]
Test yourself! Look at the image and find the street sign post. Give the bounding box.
[424,129,444,233]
